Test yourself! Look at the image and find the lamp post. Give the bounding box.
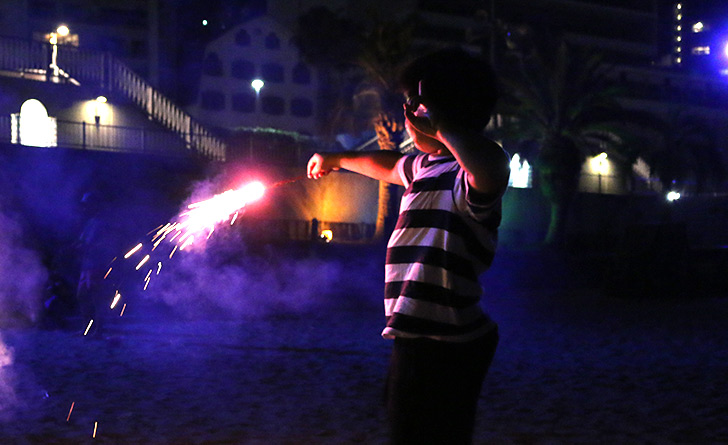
[49,24,70,80]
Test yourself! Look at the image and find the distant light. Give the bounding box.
[95,96,107,103]
[692,46,710,55]
[676,25,682,32]
[202,19,208,26]
[56,25,70,36]
[666,191,681,202]
[251,78,264,93]
[320,229,333,243]
[693,22,704,33]
[508,153,532,188]
[676,13,682,21]
[676,3,682,10]
[590,152,609,176]
[675,36,682,42]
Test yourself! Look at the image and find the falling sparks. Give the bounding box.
[124,243,143,259]
[120,304,126,317]
[110,291,121,309]
[135,254,150,271]
[83,319,94,336]
[93,421,98,438]
[66,402,75,422]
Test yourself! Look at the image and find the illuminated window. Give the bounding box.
[11,99,56,147]
[508,153,531,188]
[692,46,710,55]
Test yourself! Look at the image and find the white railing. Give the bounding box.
[0,36,225,161]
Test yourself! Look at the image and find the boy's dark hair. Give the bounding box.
[399,47,498,131]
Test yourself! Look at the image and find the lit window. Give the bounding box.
[508,153,531,188]
[692,46,710,55]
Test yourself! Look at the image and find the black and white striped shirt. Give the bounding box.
[383,153,502,342]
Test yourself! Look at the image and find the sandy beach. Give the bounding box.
[1,245,727,444]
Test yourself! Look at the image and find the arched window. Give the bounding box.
[290,97,313,117]
[202,52,223,76]
[265,32,280,49]
[11,99,56,147]
[292,63,311,84]
[200,90,225,110]
[235,29,251,46]
[232,92,256,113]
[261,96,285,115]
[231,59,256,80]
[261,63,284,83]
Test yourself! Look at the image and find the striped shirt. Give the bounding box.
[382,153,502,342]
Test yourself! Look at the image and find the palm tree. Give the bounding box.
[637,109,725,194]
[296,8,416,240]
[495,33,629,248]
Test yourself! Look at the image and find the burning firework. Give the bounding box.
[100,176,305,315]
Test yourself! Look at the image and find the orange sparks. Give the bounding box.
[103,267,112,280]
[169,245,178,259]
[124,243,143,258]
[157,262,162,274]
[120,303,126,317]
[110,291,121,309]
[230,212,239,225]
[93,421,98,438]
[66,402,75,422]
[83,319,93,336]
[135,254,150,270]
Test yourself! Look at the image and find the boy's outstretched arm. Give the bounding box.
[307,151,405,186]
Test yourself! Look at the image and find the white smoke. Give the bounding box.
[0,210,48,328]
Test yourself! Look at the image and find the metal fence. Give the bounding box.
[0,114,222,157]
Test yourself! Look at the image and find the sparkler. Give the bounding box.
[103,174,307,312]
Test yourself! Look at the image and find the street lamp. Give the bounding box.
[251,79,264,95]
[49,24,70,80]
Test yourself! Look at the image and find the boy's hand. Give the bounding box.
[307,153,338,179]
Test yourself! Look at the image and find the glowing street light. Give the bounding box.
[57,24,70,37]
[666,191,681,202]
[251,78,264,94]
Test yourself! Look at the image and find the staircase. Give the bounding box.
[0,36,225,161]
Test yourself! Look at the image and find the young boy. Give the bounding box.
[307,48,510,444]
